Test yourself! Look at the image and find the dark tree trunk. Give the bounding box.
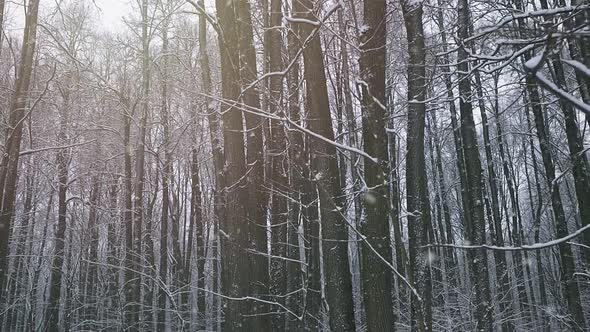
[294,1,356,330]
[0,0,5,50]
[197,0,219,325]
[133,0,150,327]
[122,93,136,331]
[523,98,549,329]
[187,149,204,323]
[5,166,35,331]
[429,110,457,273]
[472,68,517,331]
[158,20,171,330]
[434,0,471,245]
[0,0,40,299]
[488,73,531,325]
[84,173,100,328]
[528,78,587,331]
[515,0,588,328]
[548,55,590,269]
[265,0,289,330]
[214,0,251,329]
[47,85,71,332]
[286,11,304,331]
[107,176,120,322]
[234,2,272,329]
[401,0,432,330]
[359,0,395,330]
[457,0,493,329]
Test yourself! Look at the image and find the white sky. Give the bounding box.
[93,0,133,31]
[4,0,134,33]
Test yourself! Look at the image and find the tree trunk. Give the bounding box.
[401,0,432,330]
[84,173,100,329]
[0,0,40,299]
[234,2,272,329]
[473,68,517,330]
[214,0,250,329]
[523,98,549,329]
[122,92,136,331]
[294,1,356,330]
[187,149,204,324]
[266,0,289,330]
[198,0,219,325]
[286,11,304,331]
[359,0,395,330]
[133,0,150,327]
[0,0,4,51]
[528,78,587,331]
[515,0,588,328]
[47,83,71,332]
[158,19,171,329]
[457,0,493,329]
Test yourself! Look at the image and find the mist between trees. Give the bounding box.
[0,0,589,331]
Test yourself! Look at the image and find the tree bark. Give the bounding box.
[0,0,40,300]
[472,68,517,330]
[214,0,251,329]
[457,0,493,329]
[157,18,171,329]
[294,1,356,330]
[359,0,395,330]
[401,0,432,330]
[266,0,289,330]
[47,79,71,332]
[286,10,305,331]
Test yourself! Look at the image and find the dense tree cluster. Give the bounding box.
[0,0,589,331]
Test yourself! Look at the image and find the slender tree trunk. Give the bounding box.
[107,175,120,324]
[523,98,549,330]
[434,0,471,245]
[0,0,5,50]
[266,1,289,330]
[122,92,136,331]
[234,2,272,329]
[488,73,531,326]
[401,0,432,330]
[338,6,362,247]
[197,0,220,326]
[158,19,171,329]
[426,114,454,326]
[133,0,150,328]
[388,118,407,294]
[287,4,322,323]
[429,110,457,273]
[528,79,587,331]
[359,0,395,330]
[472,68,517,331]
[457,0,493,329]
[286,12,304,331]
[84,174,100,329]
[187,148,203,323]
[530,0,590,270]
[518,1,589,328]
[0,0,40,299]
[5,166,35,330]
[548,54,590,268]
[214,0,251,329]
[47,86,71,332]
[338,9,367,326]
[294,1,356,330]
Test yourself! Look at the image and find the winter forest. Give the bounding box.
[0,0,589,331]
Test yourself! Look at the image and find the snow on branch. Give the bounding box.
[427,223,590,251]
